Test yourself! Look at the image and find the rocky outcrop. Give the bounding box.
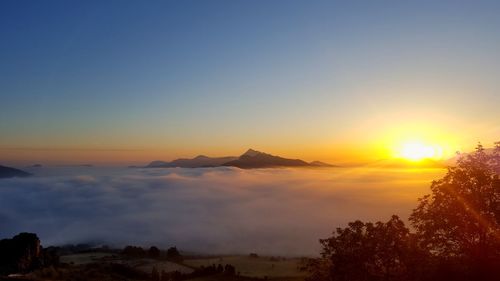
[0,233,41,275]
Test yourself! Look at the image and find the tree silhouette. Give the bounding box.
[307,216,417,281]
[148,246,160,259]
[410,143,500,278]
[307,142,500,281]
[411,143,500,256]
[122,245,146,257]
[166,246,182,262]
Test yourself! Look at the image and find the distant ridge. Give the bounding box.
[0,165,31,179]
[310,161,337,167]
[146,155,238,168]
[145,149,336,169]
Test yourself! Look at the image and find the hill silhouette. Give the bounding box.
[146,155,238,168]
[0,165,31,179]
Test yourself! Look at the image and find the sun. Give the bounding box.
[397,141,443,161]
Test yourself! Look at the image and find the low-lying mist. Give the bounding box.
[0,166,444,256]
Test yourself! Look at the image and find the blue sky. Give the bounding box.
[1,1,499,164]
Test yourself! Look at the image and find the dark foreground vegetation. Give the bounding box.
[0,238,248,281]
[0,263,253,281]
[306,142,500,281]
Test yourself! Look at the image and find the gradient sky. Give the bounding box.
[1,0,499,165]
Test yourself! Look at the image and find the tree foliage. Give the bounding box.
[308,142,500,281]
[308,216,421,281]
[166,246,182,262]
[410,143,500,261]
[148,246,161,259]
[122,245,146,257]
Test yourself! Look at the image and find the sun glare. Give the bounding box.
[397,141,443,161]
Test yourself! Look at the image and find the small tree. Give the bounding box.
[224,264,236,276]
[148,246,160,259]
[166,246,182,262]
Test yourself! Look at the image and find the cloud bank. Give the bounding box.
[0,166,444,255]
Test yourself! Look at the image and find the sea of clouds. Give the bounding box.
[0,166,444,256]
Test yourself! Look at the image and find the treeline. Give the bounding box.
[122,245,182,262]
[306,143,500,281]
[151,263,237,281]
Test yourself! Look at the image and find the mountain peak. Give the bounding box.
[242,149,263,157]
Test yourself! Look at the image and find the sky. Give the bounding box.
[1,0,499,165]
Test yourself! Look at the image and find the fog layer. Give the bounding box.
[0,166,444,255]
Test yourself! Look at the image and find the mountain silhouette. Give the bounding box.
[146,155,238,168]
[0,165,31,179]
[145,149,336,169]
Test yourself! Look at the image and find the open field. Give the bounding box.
[60,252,193,274]
[58,252,306,280]
[134,260,193,274]
[184,256,306,279]
[187,276,303,281]
[60,252,117,265]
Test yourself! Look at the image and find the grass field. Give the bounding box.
[134,259,193,274]
[59,253,307,280]
[60,252,193,274]
[184,256,306,279]
[60,252,117,265]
